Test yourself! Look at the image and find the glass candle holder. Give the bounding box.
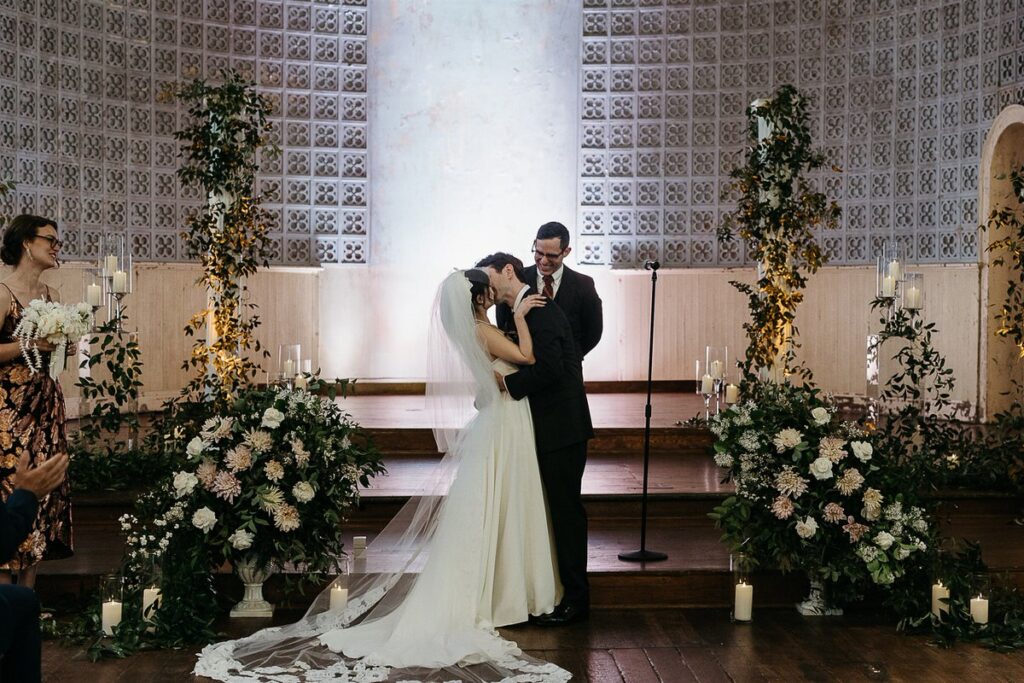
[902,272,924,311]
[100,573,124,636]
[278,344,302,380]
[730,553,753,623]
[970,574,990,625]
[329,558,351,611]
[876,240,905,299]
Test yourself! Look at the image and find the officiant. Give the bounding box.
[497,221,603,360]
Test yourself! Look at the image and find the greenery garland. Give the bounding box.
[163,70,276,405]
[718,85,841,381]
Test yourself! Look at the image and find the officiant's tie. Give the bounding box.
[542,274,554,299]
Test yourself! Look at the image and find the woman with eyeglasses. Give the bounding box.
[0,214,73,590]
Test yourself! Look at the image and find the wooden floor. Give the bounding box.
[42,607,1024,682]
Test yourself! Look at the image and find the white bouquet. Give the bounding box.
[13,299,93,379]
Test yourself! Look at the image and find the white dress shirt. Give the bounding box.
[536,265,564,298]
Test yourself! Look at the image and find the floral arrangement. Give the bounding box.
[13,299,93,378]
[718,85,841,381]
[709,381,932,600]
[120,384,384,580]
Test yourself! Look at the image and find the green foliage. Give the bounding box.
[70,317,159,492]
[166,70,277,406]
[718,85,842,380]
[984,164,1024,361]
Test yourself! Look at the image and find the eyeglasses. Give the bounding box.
[532,246,566,261]
[35,235,63,250]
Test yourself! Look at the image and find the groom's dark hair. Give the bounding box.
[475,252,526,284]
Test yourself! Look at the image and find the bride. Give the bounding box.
[195,269,572,682]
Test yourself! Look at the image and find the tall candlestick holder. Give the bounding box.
[876,240,905,321]
[99,232,133,332]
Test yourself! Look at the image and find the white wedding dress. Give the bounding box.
[194,272,570,682]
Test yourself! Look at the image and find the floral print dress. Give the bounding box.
[0,284,73,569]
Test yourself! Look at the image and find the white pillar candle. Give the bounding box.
[880,275,895,297]
[931,582,950,618]
[86,283,102,307]
[710,360,724,380]
[734,581,753,622]
[142,587,161,618]
[101,600,123,635]
[103,254,118,276]
[112,270,128,294]
[283,359,295,377]
[904,286,921,310]
[700,374,714,395]
[725,384,740,404]
[970,596,989,624]
[329,585,349,611]
[294,374,308,391]
[888,259,902,281]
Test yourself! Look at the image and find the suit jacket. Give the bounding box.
[0,489,37,564]
[497,265,603,359]
[502,286,594,453]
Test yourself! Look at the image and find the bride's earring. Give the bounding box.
[24,247,34,263]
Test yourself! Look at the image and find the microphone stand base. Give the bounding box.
[618,549,668,562]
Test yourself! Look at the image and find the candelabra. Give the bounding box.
[85,233,133,332]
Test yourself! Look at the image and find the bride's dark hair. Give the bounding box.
[463,268,491,308]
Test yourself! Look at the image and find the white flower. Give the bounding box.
[894,547,911,560]
[262,407,286,429]
[292,481,315,503]
[858,545,879,562]
[191,507,217,533]
[340,435,352,450]
[773,428,803,452]
[808,456,834,480]
[810,407,830,426]
[228,529,254,550]
[912,518,928,533]
[713,452,734,468]
[850,441,873,462]
[874,531,895,550]
[795,516,818,539]
[172,471,199,499]
[186,436,206,458]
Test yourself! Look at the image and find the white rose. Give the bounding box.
[262,407,286,429]
[186,436,206,458]
[850,441,873,462]
[810,407,830,426]
[172,471,199,499]
[292,481,315,503]
[874,531,895,550]
[862,505,881,521]
[809,456,834,480]
[795,516,819,539]
[191,507,217,533]
[228,528,254,550]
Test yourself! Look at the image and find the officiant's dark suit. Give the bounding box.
[497,264,603,360]
[479,253,594,622]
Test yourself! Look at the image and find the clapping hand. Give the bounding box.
[13,452,69,499]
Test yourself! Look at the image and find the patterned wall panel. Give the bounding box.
[577,0,1024,268]
[0,0,369,265]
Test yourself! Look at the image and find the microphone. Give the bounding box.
[643,260,660,271]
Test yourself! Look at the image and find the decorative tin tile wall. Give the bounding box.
[0,0,369,265]
[577,0,1024,268]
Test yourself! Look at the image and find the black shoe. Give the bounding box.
[534,603,589,626]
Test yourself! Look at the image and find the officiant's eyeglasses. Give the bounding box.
[34,235,62,250]
[532,245,567,261]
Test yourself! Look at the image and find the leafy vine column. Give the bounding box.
[165,72,276,405]
[718,86,841,384]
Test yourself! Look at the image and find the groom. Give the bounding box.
[476,252,593,625]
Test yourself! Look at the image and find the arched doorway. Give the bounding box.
[978,105,1024,421]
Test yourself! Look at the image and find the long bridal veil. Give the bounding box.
[194,270,570,682]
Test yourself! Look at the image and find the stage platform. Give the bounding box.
[37,390,1024,610]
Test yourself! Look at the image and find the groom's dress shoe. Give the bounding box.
[534,603,589,626]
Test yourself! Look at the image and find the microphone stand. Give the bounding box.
[619,260,668,563]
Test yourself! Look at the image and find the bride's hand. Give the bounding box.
[514,294,547,319]
[31,339,57,353]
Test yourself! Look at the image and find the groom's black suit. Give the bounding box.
[502,286,593,610]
